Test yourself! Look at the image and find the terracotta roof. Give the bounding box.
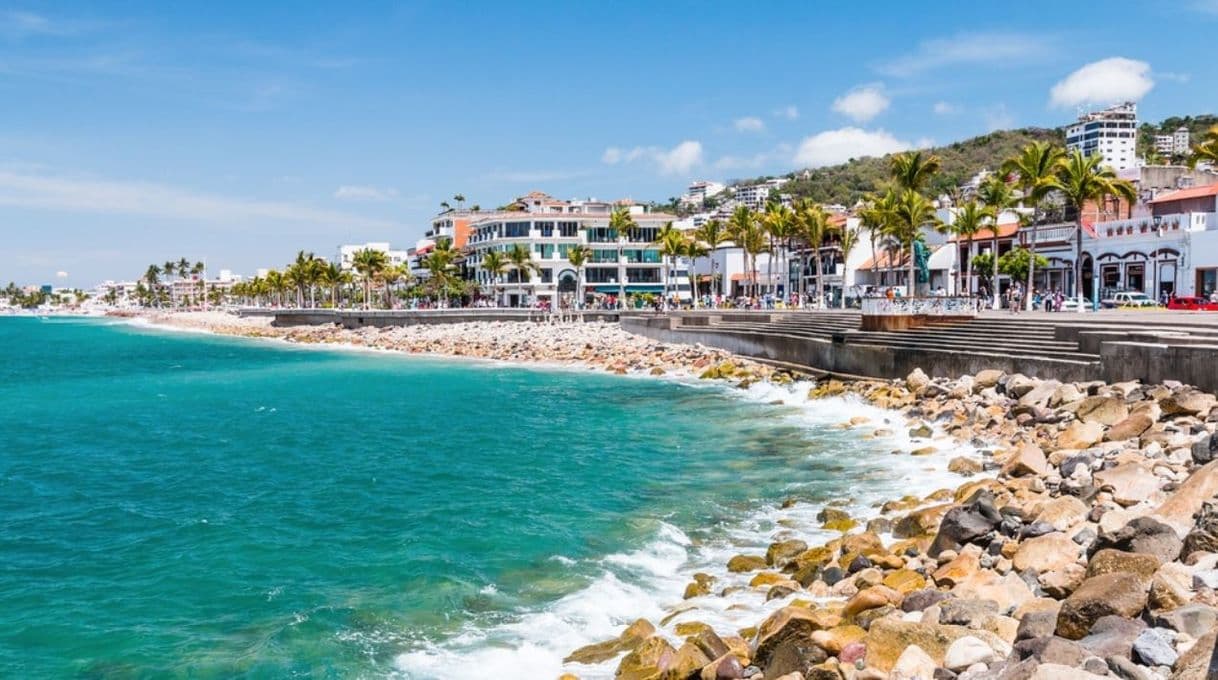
[947,219,1020,242]
[859,251,911,270]
[1148,184,1218,204]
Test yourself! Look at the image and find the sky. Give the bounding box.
[2,1,1217,287]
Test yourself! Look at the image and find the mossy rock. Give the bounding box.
[726,554,767,573]
[822,517,859,533]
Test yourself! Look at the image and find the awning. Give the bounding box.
[926,244,956,272]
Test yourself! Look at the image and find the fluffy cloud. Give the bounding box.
[793,128,911,168]
[879,32,1053,77]
[932,101,958,115]
[333,185,399,202]
[831,85,890,122]
[773,105,799,120]
[734,116,765,132]
[1049,57,1154,108]
[602,140,703,175]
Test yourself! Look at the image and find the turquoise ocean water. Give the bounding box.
[0,317,966,679]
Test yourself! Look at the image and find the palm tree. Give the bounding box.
[320,262,345,307]
[837,225,860,308]
[480,250,509,305]
[352,248,388,309]
[762,204,795,299]
[1189,125,1218,168]
[609,206,640,307]
[793,199,831,307]
[655,222,686,308]
[890,189,942,294]
[693,219,729,299]
[143,265,161,308]
[889,151,942,194]
[1002,141,1066,309]
[977,175,1017,308]
[949,201,996,296]
[682,238,709,306]
[858,192,895,288]
[423,243,458,305]
[263,269,287,307]
[506,243,539,306]
[566,244,592,309]
[1052,150,1137,309]
[729,205,769,300]
[454,193,466,209]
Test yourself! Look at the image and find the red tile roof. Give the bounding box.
[1148,184,1218,204]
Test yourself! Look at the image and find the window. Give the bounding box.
[536,221,555,237]
[585,267,619,283]
[558,221,578,237]
[504,222,530,238]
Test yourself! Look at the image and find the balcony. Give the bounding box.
[1095,212,1217,239]
[1018,222,1076,246]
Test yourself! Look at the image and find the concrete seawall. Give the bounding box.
[240,308,620,328]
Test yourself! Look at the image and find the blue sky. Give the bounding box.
[3,1,1217,286]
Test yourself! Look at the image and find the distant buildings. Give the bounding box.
[680,180,726,208]
[1153,127,1191,158]
[733,178,789,210]
[1066,101,1138,171]
[337,242,410,272]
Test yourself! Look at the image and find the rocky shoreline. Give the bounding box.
[562,370,1218,680]
[132,311,786,381]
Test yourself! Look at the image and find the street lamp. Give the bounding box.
[1153,215,1163,302]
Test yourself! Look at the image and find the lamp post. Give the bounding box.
[1153,214,1163,302]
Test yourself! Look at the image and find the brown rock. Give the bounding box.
[1055,572,1151,639]
[1161,390,1217,417]
[810,624,866,655]
[1149,562,1194,612]
[1085,548,1161,582]
[754,607,835,665]
[882,569,927,594]
[1094,462,1162,507]
[767,540,809,569]
[660,642,711,680]
[952,570,1035,612]
[1034,496,1089,532]
[862,619,976,672]
[1076,395,1130,426]
[893,503,953,539]
[1106,412,1155,442]
[948,456,982,476]
[1013,532,1081,573]
[933,546,981,587]
[1004,443,1049,478]
[615,636,676,680]
[1038,563,1086,599]
[1153,459,1218,536]
[843,585,902,619]
[726,554,767,573]
[1056,421,1105,450]
[1168,628,1217,679]
[565,618,655,664]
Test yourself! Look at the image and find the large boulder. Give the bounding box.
[1056,572,1151,639]
[1057,421,1105,450]
[753,607,832,676]
[766,540,808,569]
[1095,516,1184,564]
[1085,549,1162,583]
[1170,629,1218,680]
[1076,395,1130,426]
[1160,390,1217,417]
[1149,562,1195,612]
[726,555,767,573]
[1012,635,1087,666]
[945,634,999,671]
[1094,463,1162,507]
[894,503,954,539]
[929,490,1002,557]
[1078,615,1146,659]
[1132,628,1178,668]
[662,642,712,680]
[1013,532,1081,573]
[1004,443,1049,478]
[862,619,976,673]
[616,636,676,680]
[1034,496,1089,532]
[565,618,655,664]
[1156,603,1218,639]
[1106,412,1156,442]
[1154,460,1218,537]
[1183,501,1218,556]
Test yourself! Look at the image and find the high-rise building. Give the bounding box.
[1065,101,1138,171]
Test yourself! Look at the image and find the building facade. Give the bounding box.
[337,242,410,272]
[1065,101,1138,171]
[461,192,684,307]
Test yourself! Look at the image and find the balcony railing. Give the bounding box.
[1095,212,1217,238]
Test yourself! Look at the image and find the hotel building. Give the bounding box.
[1065,102,1139,171]
[458,192,685,307]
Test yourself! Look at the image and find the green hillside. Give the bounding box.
[1137,114,1218,161]
[776,127,1064,206]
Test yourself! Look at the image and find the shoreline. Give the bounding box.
[114,311,1218,679]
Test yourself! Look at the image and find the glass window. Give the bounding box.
[505,222,530,238]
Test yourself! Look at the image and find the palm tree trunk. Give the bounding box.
[815,245,825,309]
[992,236,1000,310]
[908,242,916,296]
[1075,217,1085,312]
[1026,229,1037,311]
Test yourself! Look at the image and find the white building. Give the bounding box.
[1065,101,1138,171]
[733,178,789,210]
[464,192,686,307]
[680,180,726,208]
[337,242,410,272]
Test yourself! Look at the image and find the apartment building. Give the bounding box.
[1065,101,1139,171]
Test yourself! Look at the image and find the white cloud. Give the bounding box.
[734,116,765,133]
[0,170,396,230]
[793,128,912,168]
[932,101,958,115]
[601,140,703,175]
[774,105,799,120]
[333,185,399,202]
[831,85,890,122]
[983,104,1015,132]
[878,32,1054,77]
[1049,57,1154,108]
[55,270,68,278]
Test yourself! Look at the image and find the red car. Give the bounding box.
[1166,296,1218,311]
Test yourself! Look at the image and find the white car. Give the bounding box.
[1103,291,1158,308]
[1059,297,1089,312]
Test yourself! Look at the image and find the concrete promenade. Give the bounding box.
[238,307,621,328]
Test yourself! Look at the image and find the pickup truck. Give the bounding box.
[1102,291,1158,308]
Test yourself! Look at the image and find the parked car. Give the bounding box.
[1102,291,1158,308]
[1059,297,1089,312]
[1166,296,1218,311]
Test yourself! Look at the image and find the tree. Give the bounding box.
[890,189,942,295]
[1189,125,1218,168]
[566,244,591,308]
[889,151,942,193]
[143,265,161,307]
[976,175,1017,307]
[506,243,539,306]
[351,248,388,309]
[949,201,995,296]
[970,252,996,294]
[422,243,458,304]
[480,250,509,305]
[608,206,640,307]
[1002,141,1065,309]
[454,193,466,209]
[319,262,346,308]
[762,203,795,298]
[857,193,893,287]
[837,225,861,308]
[997,247,1048,285]
[655,222,686,308]
[1051,150,1137,308]
[793,199,831,307]
[682,238,709,306]
[728,205,761,299]
[693,219,729,298]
